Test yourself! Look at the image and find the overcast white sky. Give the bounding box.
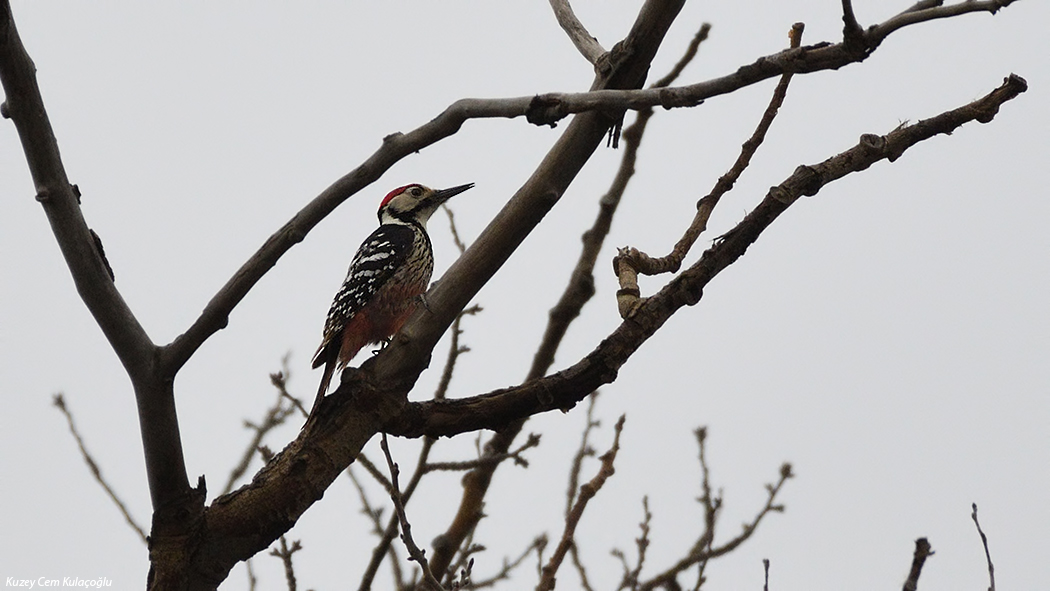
[2,2,1047,590]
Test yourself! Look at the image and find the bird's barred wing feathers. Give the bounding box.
[311,224,415,369]
[325,224,415,333]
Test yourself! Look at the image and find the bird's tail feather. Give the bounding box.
[304,358,336,428]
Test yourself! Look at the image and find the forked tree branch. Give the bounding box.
[381,434,444,591]
[537,415,625,591]
[614,22,803,318]
[161,0,1022,379]
[385,74,1027,439]
[0,0,191,516]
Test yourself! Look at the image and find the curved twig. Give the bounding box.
[614,22,803,318]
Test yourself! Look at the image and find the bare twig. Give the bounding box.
[566,393,601,513]
[347,465,387,532]
[762,559,770,591]
[537,415,625,591]
[548,0,606,66]
[448,558,474,591]
[902,538,934,591]
[876,0,1016,43]
[568,539,596,591]
[222,361,299,495]
[692,427,719,586]
[442,204,470,255]
[380,434,445,591]
[971,504,996,591]
[52,394,148,544]
[444,533,485,589]
[704,462,793,559]
[637,430,793,591]
[356,451,395,495]
[566,394,604,591]
[424,433,541,473]
[269,536,302,591]
[614,496,652,591]
[466,536,547,589]
[653,23,711,88]
[434,304,481,402]
[244,559,258,591]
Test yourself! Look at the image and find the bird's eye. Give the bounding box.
[410,187,423,197]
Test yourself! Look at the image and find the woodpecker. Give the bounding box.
[310,182,474,415]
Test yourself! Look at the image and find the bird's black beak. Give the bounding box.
[432,183,474,205]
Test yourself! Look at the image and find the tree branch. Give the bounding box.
[902,538,934,591]
[386,74,1027,439]
[381,434,444,591]
[1,0,193,527]
[268,536,302,591]
[537,415,625,591]
[638,459,792,591]
[614,22,802,317]
[971,503,996,591]
[549,0,606,66]
[222,365,300,496]
[0,1,154,379]
[159,0,1023,378]
[52,394,148,544]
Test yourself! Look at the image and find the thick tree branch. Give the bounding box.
[0,1,152,376]
[386,74,1027,439]
[0,0,192,520]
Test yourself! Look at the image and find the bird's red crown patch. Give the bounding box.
[379,184,422,210]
